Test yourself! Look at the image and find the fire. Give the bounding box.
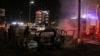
[58,18,78,39]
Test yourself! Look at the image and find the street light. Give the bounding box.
[29,0,34,23]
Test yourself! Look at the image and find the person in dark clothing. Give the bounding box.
[4,23,8,41]
[8,25,16,47]
[23,26,30,48]
[24,26,30,38]
[14,24,20,48]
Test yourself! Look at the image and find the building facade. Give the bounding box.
[35,10,49,26]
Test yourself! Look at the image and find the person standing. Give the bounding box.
[8,25,15,47]
[4,23,8,41]
[14,24,20,48]
[23,26,30,48]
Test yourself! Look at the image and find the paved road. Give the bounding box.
[0,29,100,56]
[0,40,100,56]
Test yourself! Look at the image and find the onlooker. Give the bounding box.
[24,26,30,38]
[14,24,20,47]
[4,23,8,41]
[8,25,15,47]
[15,24,19,38]
[23,26,30,48]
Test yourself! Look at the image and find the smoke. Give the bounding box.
[58,18,78,39]
[59,0,78,19]
[57,0,98,38]
[58,0,78,38]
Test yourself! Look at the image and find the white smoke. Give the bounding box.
[58,0,78,38]
[58,18,78,39]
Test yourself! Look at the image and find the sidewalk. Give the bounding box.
[84,39,100,46]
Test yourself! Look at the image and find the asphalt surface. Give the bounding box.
[0,29,100,56]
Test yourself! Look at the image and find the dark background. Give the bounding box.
[0,0,60,23]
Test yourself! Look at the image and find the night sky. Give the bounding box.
[0,0,60,23]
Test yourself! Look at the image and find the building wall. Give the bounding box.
[35,10,49,26]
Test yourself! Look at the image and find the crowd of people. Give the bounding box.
[4,24,30,49]
[3,24,66,49]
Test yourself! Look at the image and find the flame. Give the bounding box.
[58,18,78,39]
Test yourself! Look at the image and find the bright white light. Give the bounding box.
[11,22,24,26]
[18,22,24,25]
[12,22,17,25]
[30,1,34,4]
[42,11,48,14]
[81,15,87,18]
[72,14,98,20]
[81,14,98,20]
[91,16,95,19]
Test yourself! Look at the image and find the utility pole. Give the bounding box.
[78,0,81,38]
